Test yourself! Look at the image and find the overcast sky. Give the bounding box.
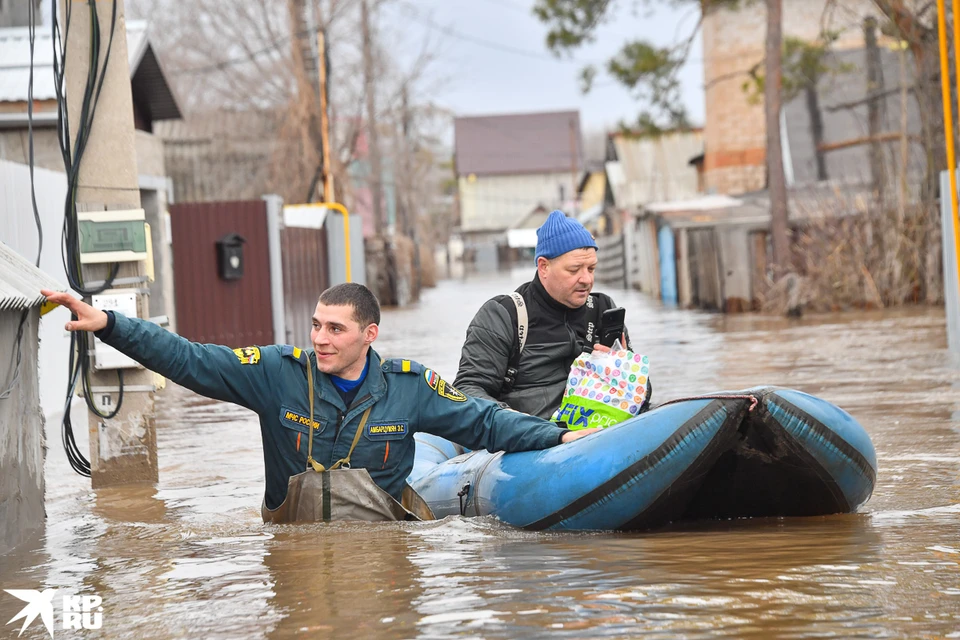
[380,0,706,136]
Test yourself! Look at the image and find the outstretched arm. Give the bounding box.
[417,370,597,449]
[41,289,279,411]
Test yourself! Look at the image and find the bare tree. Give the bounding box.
[766,0,790,270]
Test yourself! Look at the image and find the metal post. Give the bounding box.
[326,203,352,283]
[61,0,157,486]
[263,194,287,344]
[940,171,960,352]
[317,29,334,203]
[296,202,352,283]
[937,0,960,319]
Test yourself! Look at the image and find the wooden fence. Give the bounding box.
[595,233,626,288]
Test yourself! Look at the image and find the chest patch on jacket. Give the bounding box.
[233,346,261,365]
[366,422,408,439]
[279,406,321,431]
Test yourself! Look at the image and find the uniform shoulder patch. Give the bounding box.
[382,358,424,374]
[423,368,467,402]
[233,346,261,365]
[280,345,307,364]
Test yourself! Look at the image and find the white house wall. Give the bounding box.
[0,159,74,422]
[459,171,578,232]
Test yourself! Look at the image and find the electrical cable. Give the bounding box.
[49,0,125,476]
[0,311,30,401]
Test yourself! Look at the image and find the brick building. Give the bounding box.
[701,0,878,194]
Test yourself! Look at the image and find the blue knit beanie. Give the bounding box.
[535,210,598,262]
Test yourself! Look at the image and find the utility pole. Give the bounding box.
[292,0,328,203]
[361,0,385,234]
[299,0,321,99]
[318,28,334,203]
[61,0,158,487]
[765,0,790,271]
[569,116,579,213]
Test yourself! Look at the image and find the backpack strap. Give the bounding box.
[509,292,528,353]
[584,293,601,346]
[495,292,528,395]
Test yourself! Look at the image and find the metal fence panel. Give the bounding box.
[281,226,328,348]
[169,200,273,347]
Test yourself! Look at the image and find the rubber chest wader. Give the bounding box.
[261,359,435,523]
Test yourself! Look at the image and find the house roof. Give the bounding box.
[512,206,551,230]
[454,110,582,177]
[155,109,282,141]
[607,130,704,209]
[0,20,181,121]
[0,242,64,311]
[640,184,870,229]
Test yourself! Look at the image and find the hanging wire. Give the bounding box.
[50,0,125,476]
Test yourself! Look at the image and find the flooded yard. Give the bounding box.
[1,269,958,638]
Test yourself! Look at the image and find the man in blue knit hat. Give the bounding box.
[455,210,645,419]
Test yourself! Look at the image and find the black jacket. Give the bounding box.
[454,274,630,419]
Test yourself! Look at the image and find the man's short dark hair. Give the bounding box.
[319,283,381,327]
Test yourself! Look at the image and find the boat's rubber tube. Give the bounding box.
[410,397,749,530]
[409,387,877,531]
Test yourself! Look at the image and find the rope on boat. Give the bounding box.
[657,394,760,412]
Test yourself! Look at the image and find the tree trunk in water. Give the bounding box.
[765,0,790,270]
[805,84,827,181]
[911,46,946,303]
[864,17,886,204]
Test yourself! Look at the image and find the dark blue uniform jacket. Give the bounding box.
[97,313,567,510]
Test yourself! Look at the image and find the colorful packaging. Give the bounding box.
[551,345,650,430]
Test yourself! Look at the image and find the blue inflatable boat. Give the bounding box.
[408,387,877,531]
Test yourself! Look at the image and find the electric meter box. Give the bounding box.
[78,209,148,264]
[91,293,142,370]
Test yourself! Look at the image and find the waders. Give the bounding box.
[262,360,434,523]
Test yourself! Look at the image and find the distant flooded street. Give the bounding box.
[2,268,959,639]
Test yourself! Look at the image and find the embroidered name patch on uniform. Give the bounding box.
[280,407,320,430]
[366,422,408,439]
[233,346,261,365]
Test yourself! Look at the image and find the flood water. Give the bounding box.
[2,268,959,638]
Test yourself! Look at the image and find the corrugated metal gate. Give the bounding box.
[169,200,273,347]
[595,233,627,288]
[281,226,328,348]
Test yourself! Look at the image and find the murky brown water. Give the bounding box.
[3,268,959,638]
